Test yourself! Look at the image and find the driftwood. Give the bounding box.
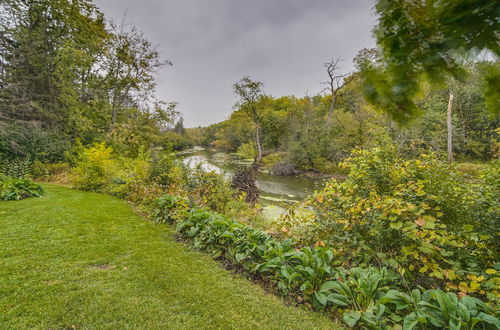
[231,167,259,204]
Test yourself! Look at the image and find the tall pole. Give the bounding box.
[447,91,454,163]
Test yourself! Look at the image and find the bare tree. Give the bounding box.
[105,16,171,128]
[322,57,354,126]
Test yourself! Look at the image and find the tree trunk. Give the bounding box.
[447,91,454,163]
[255,124,263,165]
[327,94,337,126]
[111,103,117,126]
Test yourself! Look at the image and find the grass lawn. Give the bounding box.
[0,184,337,329]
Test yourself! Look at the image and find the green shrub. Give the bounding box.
[277,147,499,301]
[107,150,152,200]
[70,142,185,204]
[151,194,189,223]
[380,289,500,330]
[69,142,255,221]
[0,157,32,178]
[0,176,44,201]
[456,162,487,179]
[148,151,178,186]
[0,124,70,163]
[261,152,284,168]
[31,161,71,183]
[476,160,500,238]
[112,181,165,206]
[71,142,118,191]
[174,205,500,329]
[236,143,256,160]
[183,164,255,220]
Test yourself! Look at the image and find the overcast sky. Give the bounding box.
[94,0,377,127]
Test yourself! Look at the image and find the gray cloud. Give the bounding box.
[94,0,377,127]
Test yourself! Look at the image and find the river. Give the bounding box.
[178,146,326,219]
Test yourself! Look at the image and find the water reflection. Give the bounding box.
[180,146,326,219]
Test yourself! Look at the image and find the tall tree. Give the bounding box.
[0,0,175,160]
[322,57,354,126]
[0,0,107,126]
[0,0,108,157]
[232,76,265,165]
[104,19,171,128]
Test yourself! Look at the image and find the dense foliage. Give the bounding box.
[0,176,44,201]
[58,142,257,221]
[31,138,499,327]
[0,158,44,200]
[277,147,500,304]
[0,0,192,162]
[363,0,499,121]
[154,201,499,329]
[193,63,498,174]
[1,0,498,328]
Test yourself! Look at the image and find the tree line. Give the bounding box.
[0,0,187,161]
[191,57,498,174]
[191,0,499,173]
[0,0,498,171]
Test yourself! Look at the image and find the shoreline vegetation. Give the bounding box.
[182,145,487,184]
[2,142,498,329]
[1,0,498,328]
[183,146,348,179]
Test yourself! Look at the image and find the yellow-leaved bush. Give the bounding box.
[69,142,258,222]
[71,142,118,191]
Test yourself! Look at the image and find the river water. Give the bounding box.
[179,146,325,219]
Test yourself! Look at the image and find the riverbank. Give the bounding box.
[0,184,336,328]
[179,147,338,199]
[297,169,347,180]
[177,146,351,224]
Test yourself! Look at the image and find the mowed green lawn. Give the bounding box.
[0,184,337,329]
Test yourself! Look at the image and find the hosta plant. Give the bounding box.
[381,289,500,329]
[151,194,189,223]
[0,176,44,201]
[315,267,398,328]
[174,205,500,329]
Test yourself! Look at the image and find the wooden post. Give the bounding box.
[447,91,454,163]
[254,123,263,165]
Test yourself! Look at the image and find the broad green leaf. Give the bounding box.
[448,317,461,330]
[390,221,403,230]
[343,310,361,327]
[327,293,350,306]
[403,312,419,330]
[457,303,470,323]
[314,291,328,306]
[318,281,337,292]
[460,296,477,316]
[474,313,500,327]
